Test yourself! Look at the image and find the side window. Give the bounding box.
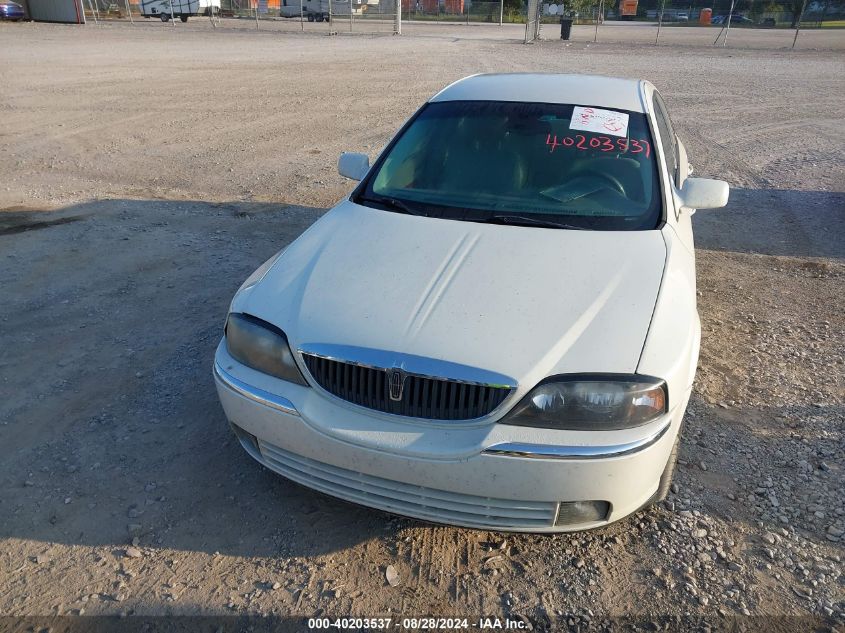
[651,93,678,185]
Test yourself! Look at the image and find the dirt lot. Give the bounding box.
[0,21,843,630]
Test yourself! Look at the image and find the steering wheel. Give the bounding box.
[567,170,627,198]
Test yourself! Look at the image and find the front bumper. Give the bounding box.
[214,342,687,533]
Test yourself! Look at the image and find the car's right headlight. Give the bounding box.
[501,375,667,431]
[225,313,308,386]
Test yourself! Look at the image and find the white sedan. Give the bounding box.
[214,73,729,532]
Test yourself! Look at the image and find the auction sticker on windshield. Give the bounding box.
[569,106,629,137]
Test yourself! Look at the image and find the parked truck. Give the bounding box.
[617,0,637,19]
[140,0,220,21]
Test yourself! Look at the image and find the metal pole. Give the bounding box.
[254,0,259,28]
[394,0,401,33]
[168,0,175,25]
[87,0,98,22]
[594,0,602,41]
[523,1,530,42]
[125,0,134,22]
[299,0,303,28]
[655,0,665,43]
[723,0,734,46]
[498,0,502,24]
[792,0,807,47]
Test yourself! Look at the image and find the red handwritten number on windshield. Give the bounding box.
[629,139,651,157]
[546,134,650,158]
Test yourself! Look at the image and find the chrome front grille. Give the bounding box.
[301,353,512,421]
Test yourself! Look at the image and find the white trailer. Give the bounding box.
[298,0,363,21]
[140,0,220,21]
[278,0,301,16]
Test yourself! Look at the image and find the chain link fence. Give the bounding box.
[74,0,844,44]
[394,0,844,33]
[532,0,845,27]
[398,0,542,24]
[80,0,399,32]
[523,0,844,46]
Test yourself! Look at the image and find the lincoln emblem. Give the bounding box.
[388,369,405,401]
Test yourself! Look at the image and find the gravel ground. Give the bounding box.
[0,21,843,630]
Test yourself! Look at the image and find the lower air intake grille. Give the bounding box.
[301,353,511,421]
[257,439,557,529]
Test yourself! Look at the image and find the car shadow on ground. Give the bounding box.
[0,198,367,560]
[0,190,840,563]
[692,188,844,259]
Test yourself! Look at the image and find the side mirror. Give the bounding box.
[678,177,729,211]
[338,152,369,181]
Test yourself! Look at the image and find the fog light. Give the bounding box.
[554,501,610,526]
[230,423,261,459]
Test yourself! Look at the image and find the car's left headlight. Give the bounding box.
[501,375,667,431]
[225,313,308,386]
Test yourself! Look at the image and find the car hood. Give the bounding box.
[239,201,667,389]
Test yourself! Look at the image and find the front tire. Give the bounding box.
[180,14,188,21]
[160,12,170,20]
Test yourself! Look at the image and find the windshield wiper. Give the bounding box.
[357,195,428,216]
[483,215,587,230]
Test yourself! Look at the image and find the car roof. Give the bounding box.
[430,73,650,114]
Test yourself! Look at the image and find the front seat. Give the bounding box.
[439,117,528,198]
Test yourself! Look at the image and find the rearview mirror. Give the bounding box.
[678,177,729,211]
[338,152,369,181]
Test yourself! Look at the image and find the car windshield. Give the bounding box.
[358,100,662,231]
